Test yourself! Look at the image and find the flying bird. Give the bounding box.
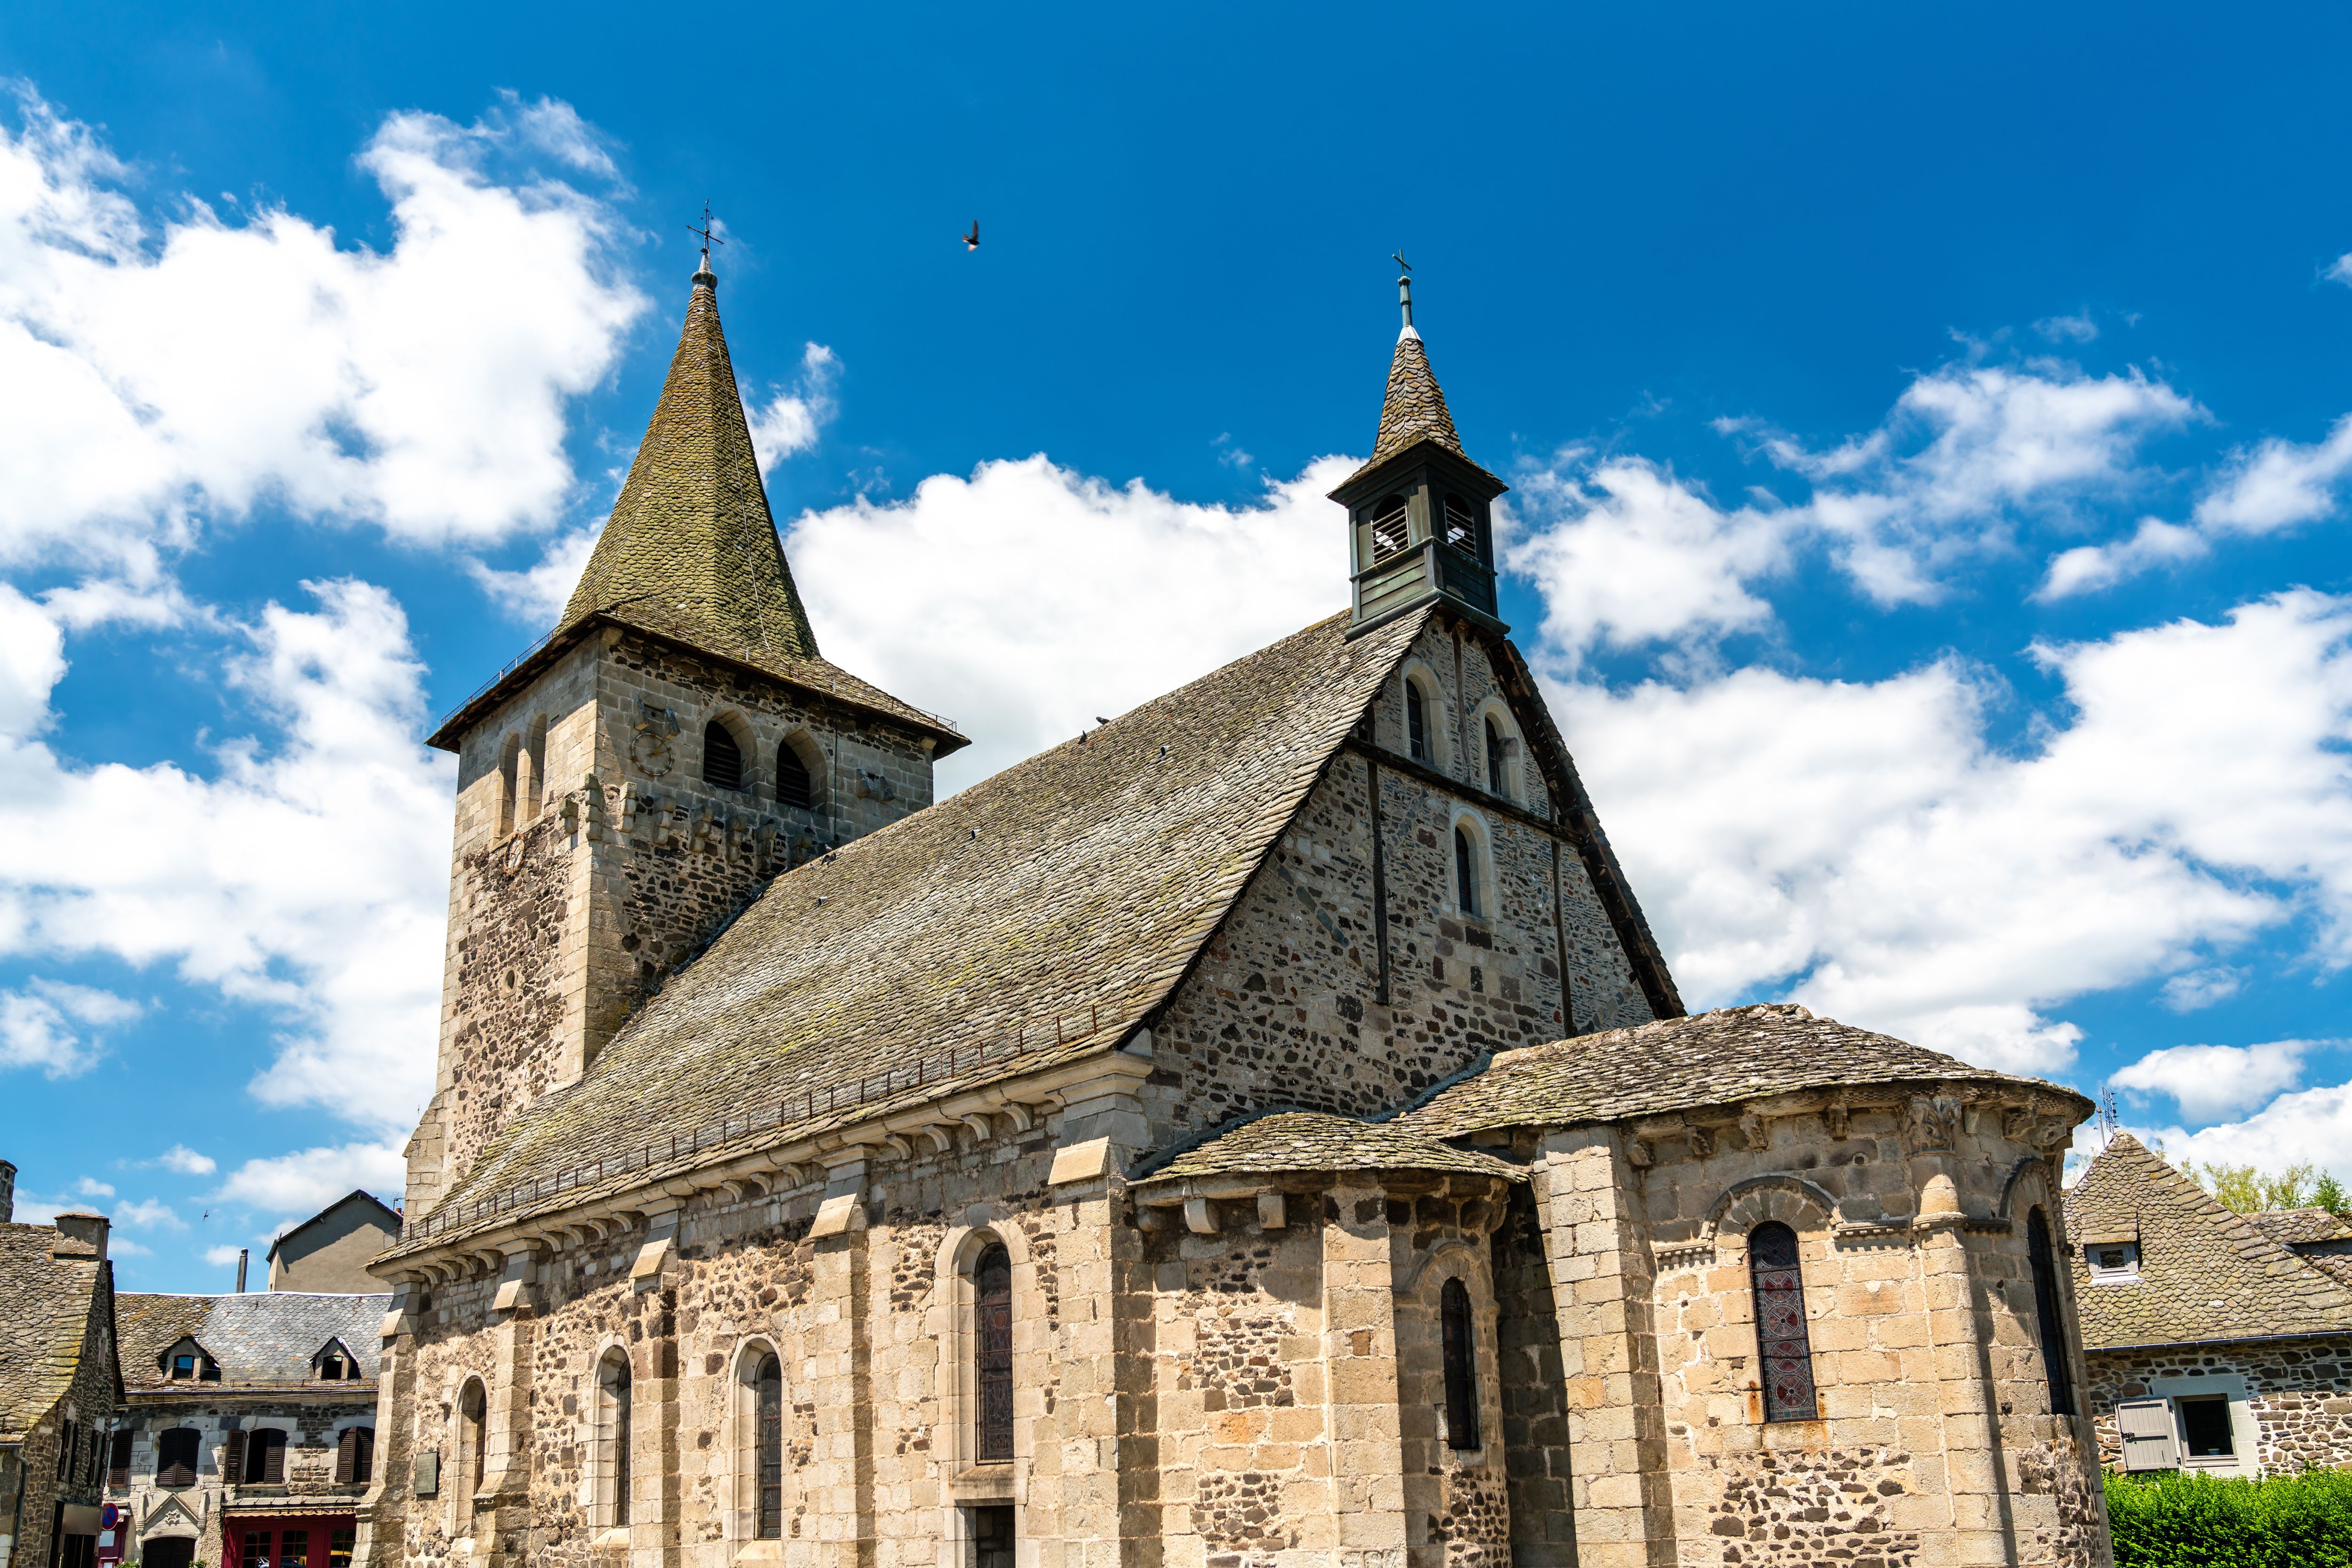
[964,221,979,251]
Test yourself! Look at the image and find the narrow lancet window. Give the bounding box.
[755,1353,784,1539]
[1440,1277,1480,1450]
[1454,826,1478,917]
[2027,1208,2076,1416]
[1407,681,1430,763]
[976,1242,1014,1463]
[597,1353,632,1527]
[1749,1222,1817,1422]
[705,721,745,790]
[1485,716,1506,795]
[776,740,814,809]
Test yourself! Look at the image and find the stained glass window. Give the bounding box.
[976,1243,1013,1463]
[1748,1222,1817,1422]
[1440,1278,1479,1450]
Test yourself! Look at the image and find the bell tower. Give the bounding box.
[1330,262,1510,636]
[401,243,966,1221]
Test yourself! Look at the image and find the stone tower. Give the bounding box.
[402,251,966,1221]
[1330,266,1510,635]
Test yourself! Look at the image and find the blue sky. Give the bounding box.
[6,2,2352,1289]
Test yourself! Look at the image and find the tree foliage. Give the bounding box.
[2182,1159,2326,1214]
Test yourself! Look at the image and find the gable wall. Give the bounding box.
[1147,619,1653,1141]
[2082,1336,2352,1474]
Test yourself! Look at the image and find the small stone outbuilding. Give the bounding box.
[2066,1133,2352,1476]
[0,1163,121,1568]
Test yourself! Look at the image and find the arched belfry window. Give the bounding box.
[2027,1208,2076,1417]
[1407,681,1431,764]
[975,1242,1014,1464]
[1440,1278,1480,1451]
[1454,826,1479,917]
[1443,493,1478,554]
[775,739,814,810]
[704,721,745,791]
[1370,493,1410,561]
[753,1351,784,1538]
[1748,1222,1817,1422]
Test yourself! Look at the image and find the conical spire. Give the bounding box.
[561,266,819,660]
[1363,329,1469,472]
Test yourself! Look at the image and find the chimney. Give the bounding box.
[236,1248,249,1293]
[0,1157,15,1224]
[52,1210,108,1262]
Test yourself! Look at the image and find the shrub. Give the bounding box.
[2106,1468,2352,1568]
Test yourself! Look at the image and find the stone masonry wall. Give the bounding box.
[6,1261,115,1568]
[2082,1335,2352,1474]
[108,1396,378,1568]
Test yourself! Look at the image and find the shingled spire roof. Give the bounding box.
[1342,320,1501,490]
[560,262,819,661]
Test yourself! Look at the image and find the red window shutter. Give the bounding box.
[223,1430,246,1484]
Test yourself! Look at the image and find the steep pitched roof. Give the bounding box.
[1395,1003,2073,1138]
[117,1293,389,1390]
[0,1222,113,1440]
[1134,1110,1525,1187]
[265,1190,401,1264]
[1341,328,1502,490]
[562,268,818,661]
[2247,1207,2352,1247]
[397,607,1440,1251]
[2064,1134,2352,1350]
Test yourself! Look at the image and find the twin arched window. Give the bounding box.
[1440,1278,1480,1451]
[2027,1207,2076,1417]
[975,1243,1014,1464]
[1748,1222,1817,1422]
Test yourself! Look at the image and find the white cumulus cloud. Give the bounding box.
[154,1145,217,1176]
[0,978,140,1076]
[2110,1040,2319,1124]
[215,1138,406,1219]
[747,343,840,473]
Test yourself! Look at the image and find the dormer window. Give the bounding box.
[1443,493,1478,554]
[315,1340,363,1381]
[1370,494,1409,561]
[163,1338,220,1382]
[2087,1240,2141,1282]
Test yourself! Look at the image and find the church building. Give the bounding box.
[359,252,2116,1568]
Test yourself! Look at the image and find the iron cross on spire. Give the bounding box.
[1394,251,1414,330]
[689,202,725,275]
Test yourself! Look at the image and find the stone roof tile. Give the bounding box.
[0,1222,107,1440]
[2064,1134,2352,1350]
[2246,1207,2352,1247]
[117,1293,389,1390]
[1136,1110,1524,1186]
[1341,330,1502,490]
[397,607,1435,1252]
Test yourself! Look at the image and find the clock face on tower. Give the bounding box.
[631,722,675,779]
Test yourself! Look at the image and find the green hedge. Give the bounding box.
[2107,1468,2352,1568]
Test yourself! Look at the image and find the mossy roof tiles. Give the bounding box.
[1134,1110,1524,1186]
[403,607,1435,1247]
[0,1222,109,1441]
[2247,1207,2352,1247]
[1394,1003,2074,1138]
[562,273,818,661]
[1341,329,1502,491]
[2064,1133,2352,1350]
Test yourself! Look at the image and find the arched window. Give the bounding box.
[975,1242,1013,1464]
[704,721,745,791]
[497,732,521,838]
[1454,825,1479,917]
[335,1426,374,1486]
[595,1353,631,1528]
[518,715,548,825]
[1370,493,1410,560]
[753,1352,783,1539]
[456,1378,487,1525]
[1440,1277,1479,1451]
[1484,716,1505,795]
[775,740,814,810]
[2027,1208,2076,1417]
[241,1428,288,1484]
[155,1428,199,1488]
[1443,493,1477,554]
[1748,1222,1817,1423]
[1407,681,1430,763]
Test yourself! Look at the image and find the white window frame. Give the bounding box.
[2149,1373,2259,1477]
[2085,1239,2140,1283]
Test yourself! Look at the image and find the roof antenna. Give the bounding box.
[1394,251,1415,338]
[688,201,725,285]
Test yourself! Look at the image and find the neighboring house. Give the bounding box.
[106,1293,387,1568]
[356,252,2115,1568]
[0,1162,122,1568]
[264,1196,402,1294]
[2067,1133,2352,1476]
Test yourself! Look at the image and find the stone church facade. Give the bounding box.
[358,255,2115,1568]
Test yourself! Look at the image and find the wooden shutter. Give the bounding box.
[2117,1397,2178,1472]
[222,1430,246,1485]
[108,1431,133,1489]
[336,1428,357,1484]
[351,1428,373,1487]
[260,1432,286,1484]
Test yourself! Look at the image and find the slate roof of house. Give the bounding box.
[397,606,1451,1251]
[1134,1111,1526,1187]
[2064,1134,2352,1350]
[1393,1003,2080,1138]
[427,270,963,756]
[564,265,818,661]
[0,1221,112,1441]
[2247,1207,2352,1247]
[116,1293,389,1390]
[1341,327,1503,491]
